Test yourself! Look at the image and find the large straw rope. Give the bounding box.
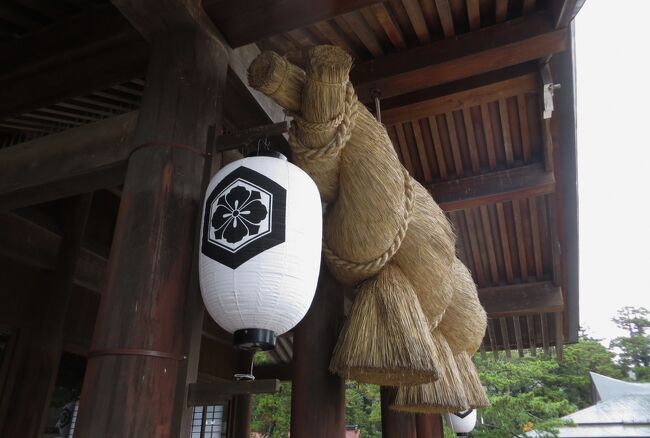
[248,46,456,386]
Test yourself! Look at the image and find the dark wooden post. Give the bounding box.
[0,194,93,438]
[381,387,417,438]
[73,31,227,437]
[231,351,254,438]
[290,268,346,437]
[416,413,445,438]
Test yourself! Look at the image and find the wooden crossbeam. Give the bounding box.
[351,12,568,101]
[216,121,289,151]
[381,63,539,125]
[203,0,381,48]
[0,213,106,292]
[0,5,283,124]
[187,379,280,406]
[253,363,293,381]
[479,282,564,318]
[0,112,138,211]
[552,0,586,28]
[430,164,555,211]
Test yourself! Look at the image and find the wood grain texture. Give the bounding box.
[0,112,137,210]
[74,31,227,438]
[0,195,92,438]
[352,12,567,100]
[291,268,345,437]
[381,387,417,437]
[430,164,555,211]
[479,282,564,318]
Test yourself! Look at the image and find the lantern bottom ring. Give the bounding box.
[234,328,277,351]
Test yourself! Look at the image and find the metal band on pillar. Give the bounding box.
[129,141,207,158]
[87,348,188,361]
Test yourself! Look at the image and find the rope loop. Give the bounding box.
[288,82,358,161]
[322,165,415,274]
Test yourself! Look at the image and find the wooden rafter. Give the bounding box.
[351,12,568,100]
[479,282,564,318]
[0,112,137,211]
[380,64,539,125]
[0,213,106,292]
[0,112,137,210]
[203,0,381,48]
[430,164,555,211]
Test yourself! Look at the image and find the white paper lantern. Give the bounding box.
[444,409,477,436]
[199,155,322,350]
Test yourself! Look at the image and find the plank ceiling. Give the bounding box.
[0,0,578,363]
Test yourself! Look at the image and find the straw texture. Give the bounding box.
[248,46,458,386]
[329,263,439,386]
[439,259,488,354]
[391,329,470,413]
[438,259,490,408]
[394,181,455,325]
[247,50,304,112]
[456,351,490,408]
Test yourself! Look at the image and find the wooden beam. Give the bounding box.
[0,213,106,292]
[487,320,499,360]
[216,121,289,151]
[0,194,92,438]
[380,63,539,125]
[0,112,137,211]
[203,0,381,48]
[479,282,564,318]
[555,312,564,360]
[0,6,284,126]
[541,313,550,355]
[550,26,579,344]
[552,0,586,28]
[352,12,567,101]
[527,315,537,356]
[416,414,444,438]
[231,351,256,438]
[74,30,228,438]
[291,268,345,437]
[0,42,147,121]
[513,316,525,357]
[430,163,555,211]
[187,379,280,406]
[381,387,417,438]
[0,4,142,83]
[253,363,293,382]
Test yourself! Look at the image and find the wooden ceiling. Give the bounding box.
[0,0,580,365]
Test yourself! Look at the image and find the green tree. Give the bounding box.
[610,306,650,380]
[345,382,382,438]
[250,380,383,437]
[251,383,292,438]
[473,354,574,437]
[557,335,625,408]
[472,332,624,437]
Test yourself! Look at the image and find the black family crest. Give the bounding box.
[202,166,286,269]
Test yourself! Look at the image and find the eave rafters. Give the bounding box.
[0,0,578,361]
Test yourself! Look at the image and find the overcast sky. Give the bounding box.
[575,1,650,343]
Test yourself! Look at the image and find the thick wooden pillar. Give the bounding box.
[381,387,417,438]
[0,194,92,438]
[290,268,345,437]
[416,413,445,438]
[73,31,227,438]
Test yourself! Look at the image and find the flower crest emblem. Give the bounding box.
[211,185,268,244]
[201,165,286,269]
